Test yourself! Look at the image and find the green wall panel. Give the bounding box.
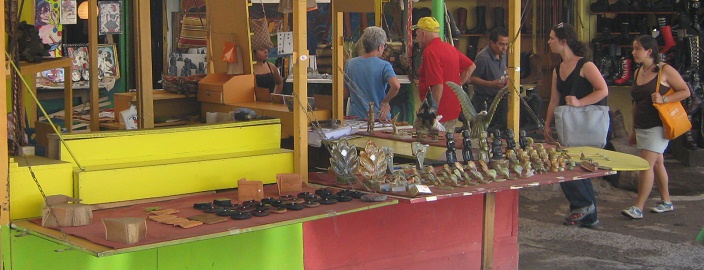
[157,224,303,270]
[4,224,303,270]
[7,228,156,270]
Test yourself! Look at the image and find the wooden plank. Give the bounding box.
[134,0,155,129]
[0,0,8,230]
[332,3,344,123]
[332,0,375,13]
[293,0,309,181]
[89,0,100,131]
[507,0,521,133]
[481,193,496,270]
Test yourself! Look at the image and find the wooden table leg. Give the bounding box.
[481,192,496,270]
[64,63,73,132]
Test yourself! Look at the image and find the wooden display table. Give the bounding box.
[11,184,395,257]
[306,167,617,269]
[17,58,74,131]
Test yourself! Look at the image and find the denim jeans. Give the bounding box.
[560,178,598,224]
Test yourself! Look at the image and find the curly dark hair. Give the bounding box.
[551,23,587,57]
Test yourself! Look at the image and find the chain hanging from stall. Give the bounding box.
[6,0,29,155]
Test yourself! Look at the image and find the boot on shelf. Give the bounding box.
[651,0,675,11]
[597,27,613,44]
[593,41,613,79]
[659,25,677,53]
[466,37,480,59]
[614,57,632,85]
[489,7,506,31]
[639,16,651,36]
[520,53,531,80]
[606,44,620,85]
[521,53,543,84]
[684,116,699,149]
[446,9,462,40]
[466,6,487,34]
[691,0,702,33]
[616,22,632,45]
[609,0,631,12]
[590,0,609,12]
[457,7,467,33]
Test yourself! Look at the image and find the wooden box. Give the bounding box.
[198,73,255,104]
[42,203,93,227]
[103,217,147,244]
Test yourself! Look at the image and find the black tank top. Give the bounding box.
[555,58,607,106]
[631,66,671,129]
[255,63,277,93]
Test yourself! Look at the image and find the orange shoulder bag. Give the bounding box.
[652,65,691,140]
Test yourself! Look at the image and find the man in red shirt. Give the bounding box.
[413,17,476,131]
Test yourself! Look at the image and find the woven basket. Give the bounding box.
[162,74,206,96]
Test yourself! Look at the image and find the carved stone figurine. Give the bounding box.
[504,129,517,152]
[383,147,395,174]
[411,142,429,170]
[391,113,400,135]
[461,130,474,162]
[445,132,457,164]
[491,129,504,160]
[519,129,529,150]
[478,131,490,162]
[367,102,375,133]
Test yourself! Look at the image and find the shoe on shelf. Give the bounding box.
[650,201,674,213]
[622,206,643,219]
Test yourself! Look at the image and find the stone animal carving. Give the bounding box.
[447,81,509,139]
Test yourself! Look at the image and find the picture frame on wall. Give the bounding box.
[97,44,120,79]
[64,43,90,82]
[98,1,122,35]
[64,43,120,81]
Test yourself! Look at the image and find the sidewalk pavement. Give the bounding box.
[518,175,704,270]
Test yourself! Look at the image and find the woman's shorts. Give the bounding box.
[635,126,669,154]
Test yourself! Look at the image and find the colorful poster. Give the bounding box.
[98,1,122,35]
[60,0,77,24]
[35,0,63,57]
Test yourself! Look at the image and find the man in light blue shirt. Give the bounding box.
[344,26,400,120]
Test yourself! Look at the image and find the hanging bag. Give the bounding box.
[652,65,692,140]
[554,61,610,148]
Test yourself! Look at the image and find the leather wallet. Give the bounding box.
[277,173,302,195]
[238,178,264,201]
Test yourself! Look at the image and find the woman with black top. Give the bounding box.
[253,47,283,94]
[544,23,609,227]
[622,35,690,220]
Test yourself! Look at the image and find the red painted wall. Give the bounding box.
[303,190,519,270]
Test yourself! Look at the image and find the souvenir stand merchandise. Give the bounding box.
[0,1,655,270]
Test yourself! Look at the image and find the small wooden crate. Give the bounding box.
[42,203,92,227]
[103,218,148,244]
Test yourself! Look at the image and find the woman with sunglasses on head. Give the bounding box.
[622,35,690,220]
[545,23,609,227]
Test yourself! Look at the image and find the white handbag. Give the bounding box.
[554,104,610,148]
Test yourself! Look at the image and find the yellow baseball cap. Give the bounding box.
[411,17,440,33]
